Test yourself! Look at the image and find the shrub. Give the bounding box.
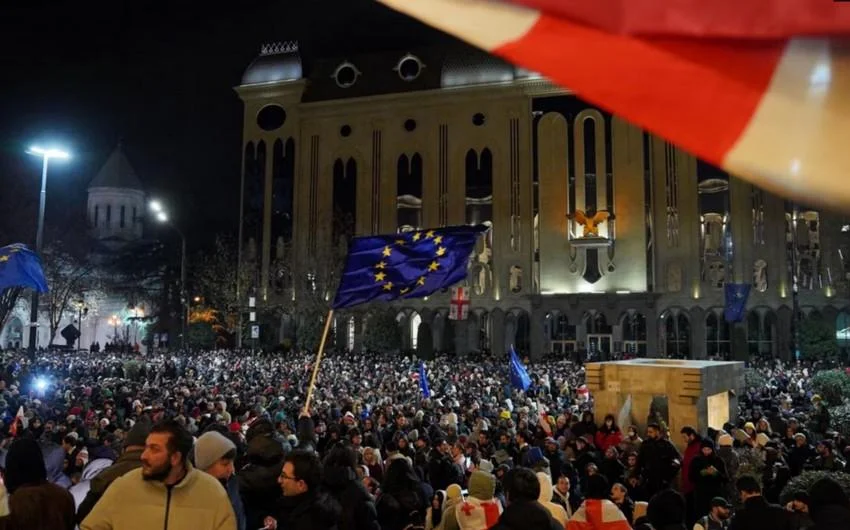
[828,402,850,439]
[810,369,850,407]
[779,470,850,504]
[123,360,142,381]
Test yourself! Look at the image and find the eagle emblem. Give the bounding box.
[571,209,612,237]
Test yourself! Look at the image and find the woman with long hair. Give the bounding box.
[376,458,430,530]
[594,414,623,453]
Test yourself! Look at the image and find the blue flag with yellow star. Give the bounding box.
[724,283,751,322]
[0,243,48,293]
[332,225,487,309]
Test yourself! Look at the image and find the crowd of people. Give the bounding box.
[0,348,847,530]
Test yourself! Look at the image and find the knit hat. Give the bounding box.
[124,417,152,448]
[744,422,756,432]
[717,434,734,447]
[193,431,236,472]
[446,483,463,501]
[756,433,770,447]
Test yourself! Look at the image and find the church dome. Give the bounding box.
[441,48,516,88]
[242,42,303,86]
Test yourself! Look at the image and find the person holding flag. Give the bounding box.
[509,346,532,392]
[419,361,431,399]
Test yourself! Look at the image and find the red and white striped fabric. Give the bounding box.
[456,498,503,530]
[378,0,850,207]
[566,499,632,530]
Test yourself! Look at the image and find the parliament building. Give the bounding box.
[236,42,850,360]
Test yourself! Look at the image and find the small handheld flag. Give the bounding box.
[0,244,48,293]
[418,361,431,399]
[724,283,751,322]
[509,345,532,391]
[332,225,487,309]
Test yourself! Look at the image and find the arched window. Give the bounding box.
[663,311,691,358]
[706,312,731,358]
[546,313,576,355]
[622,312,647,357]
[106,205,112,224]
[347,316,356,352]
[94,205,99,227]
[410,312,422,349]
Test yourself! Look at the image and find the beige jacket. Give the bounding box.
[80,467,236,530]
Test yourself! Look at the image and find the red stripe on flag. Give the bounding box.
[494,13,784,166]
[482,501,501,527]
[509,0,850,39]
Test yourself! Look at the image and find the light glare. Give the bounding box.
[27,146,70,160]
[149,200,162,212]
[156,211,168,223]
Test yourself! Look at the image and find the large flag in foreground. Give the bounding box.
[0,244,48,293]
[378,0,850,208]
[332,225,487,309]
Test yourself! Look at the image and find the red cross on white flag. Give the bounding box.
[449,286,470,321]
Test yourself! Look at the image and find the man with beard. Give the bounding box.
[693,498,732,530]
[636,423,681,498]
[194,430,247,530]
[81,420,236,530]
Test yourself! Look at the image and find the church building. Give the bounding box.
[235,42,850,360]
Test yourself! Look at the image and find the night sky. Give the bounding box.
[0,0,450,251]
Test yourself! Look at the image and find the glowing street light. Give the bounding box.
[26,144,71,355]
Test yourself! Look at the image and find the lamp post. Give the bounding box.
[150,200,188,350]
[75,299,88,351]
[108,315,120,343]
[25,146,70,356]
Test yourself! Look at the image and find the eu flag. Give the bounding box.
[0,244,48,293]
[509,345,532,391]
[724,283,751,322]
[418,361,431,399]
[332,225,487,309]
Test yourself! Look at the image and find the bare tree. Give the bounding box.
[40,243,94,345]
[0,287,23,334]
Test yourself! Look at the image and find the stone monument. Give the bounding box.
[586,359,744,451]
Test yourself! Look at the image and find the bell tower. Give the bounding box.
[87,144,146,248]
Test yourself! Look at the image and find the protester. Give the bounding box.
[194,430,247,530]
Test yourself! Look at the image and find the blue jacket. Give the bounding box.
[226,474,247,530]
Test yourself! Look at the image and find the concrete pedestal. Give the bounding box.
[585,359,744,451]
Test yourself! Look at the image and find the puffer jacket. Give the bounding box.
[75,448,144,524]
[69,458,114,509]
[238,435,285,530]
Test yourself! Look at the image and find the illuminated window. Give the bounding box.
[410,312,422,349]
[348,316,355,352]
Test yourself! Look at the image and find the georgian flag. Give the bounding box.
[567,499,632,530]
[456,498,503,530]
[377,0,850,208]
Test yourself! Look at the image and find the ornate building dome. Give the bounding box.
[441,48,516,88]
[242,42,303,86]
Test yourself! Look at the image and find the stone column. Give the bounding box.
[530,308,546,361]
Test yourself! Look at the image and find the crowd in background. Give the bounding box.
[0,348,847,530]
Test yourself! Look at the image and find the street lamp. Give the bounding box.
[26,145,70,356]
[149,199,188,350]
[108,314,120,342]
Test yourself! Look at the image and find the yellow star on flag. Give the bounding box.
[436,247,446,257]
[374,272,386,282]
[400,287,410,295]
[383,282,393,291]
[382,246,392,257]
[412,232,422,241]
[395,239,405,245]
[433,235,443,245]
[417,276,426,286]
[0,255,8,263]
[375,261,386,269]
[425,230,435,239]
[428,261,439,272]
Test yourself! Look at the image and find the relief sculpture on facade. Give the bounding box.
[753,259,768,292]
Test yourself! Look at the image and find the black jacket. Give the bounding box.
[491,500,562,530]
[322,466,380,530]
[273,491,342,530]
[728,496,793,530]
[375,486,428,530]
[809,504,850,530]
[636,438,680,494]
[239,435,286,530]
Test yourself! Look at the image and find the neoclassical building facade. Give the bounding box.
[236,42,849,360]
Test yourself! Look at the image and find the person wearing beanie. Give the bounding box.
[688,439,727,522]
[194,431,246,530]
[76,416,152,523]
[456,470,503,530]
[3,438,76,530]
[567,474,631,530]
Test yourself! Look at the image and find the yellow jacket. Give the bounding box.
[80,467,236,530]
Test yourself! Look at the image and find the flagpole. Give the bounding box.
[303,308,334,415]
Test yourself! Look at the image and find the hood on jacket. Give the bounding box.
[41,442,72,488]
[537,471,554,504]
[81,458,114,481]
[469,470,496,500]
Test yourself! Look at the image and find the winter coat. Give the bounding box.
[69,458,114,509]
[322,466,380,530]
[80,467,236,530]
[681,439,703,494]
[536,472,568,527]
[224,475,247,530]
[376,484,429,530]
[728,496,793,530]
[491,500,562,530]
[808,504,850,530]
[595,428,623,454]
[76,448,144,524]
[689,454,727,517]
[271,491,342,530]
[636,438,681,496]
[238,435,285,530]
